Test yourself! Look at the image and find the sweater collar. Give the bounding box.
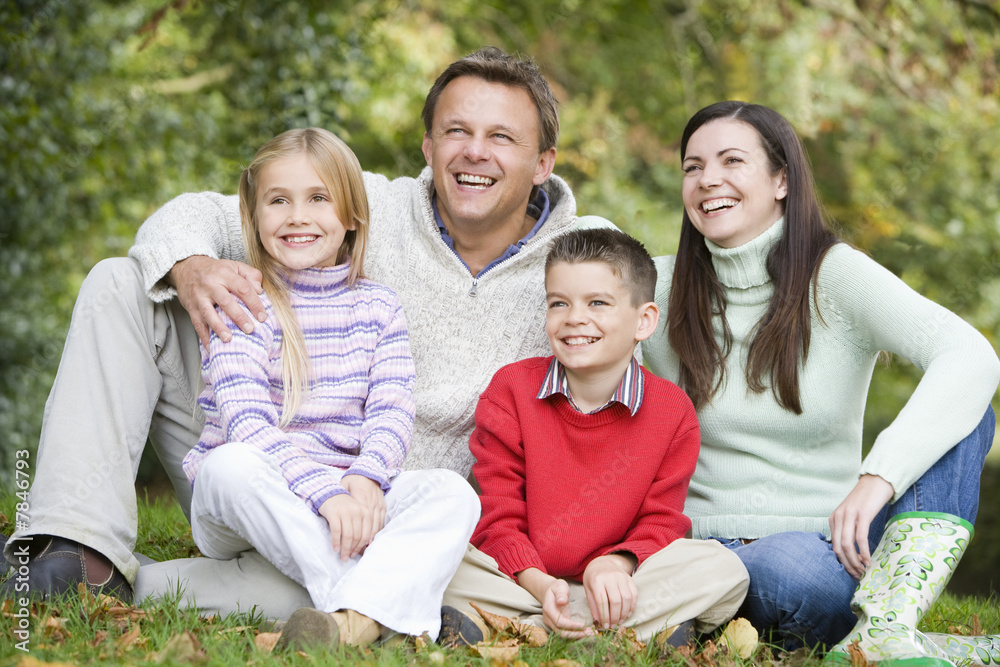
[282,262,352,296]
[706,217,784,289]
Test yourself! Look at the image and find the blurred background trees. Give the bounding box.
[2,0,998,588]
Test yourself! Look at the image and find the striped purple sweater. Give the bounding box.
[182,262,416,514]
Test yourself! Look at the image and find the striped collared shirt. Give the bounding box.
[536,356,645,416]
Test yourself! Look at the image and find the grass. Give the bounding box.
[2,492,998,666]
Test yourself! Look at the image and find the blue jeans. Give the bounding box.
[712,406,995,650]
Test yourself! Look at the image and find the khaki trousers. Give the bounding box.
[443,539,749,642]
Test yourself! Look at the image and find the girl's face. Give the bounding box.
[256,154,353,270]
[681,119,787,248]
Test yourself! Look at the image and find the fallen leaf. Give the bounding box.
[116,625,142,652]
[846,639,872,667]
[609,625,645,655]
[541,660,582,667]
[90,630,109,647]
[470,602,548,647]
[477,645,519,661]
[253,632,280,653]
[972,614,982,636]
[152,631,206,663]
[719,617,759,659]
[16,657,76,667]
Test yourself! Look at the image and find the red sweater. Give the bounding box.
[470,357,700,581]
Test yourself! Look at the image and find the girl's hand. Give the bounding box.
[582,554,638,629]
[829,474,894,579]
[341,474,387,541]
[318,493,371,561]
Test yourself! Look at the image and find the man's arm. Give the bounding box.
[129,191,265,345]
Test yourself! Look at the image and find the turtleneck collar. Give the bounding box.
[705,217,784,289]
[282,261,352,296]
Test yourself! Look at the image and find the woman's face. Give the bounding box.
[681,119,787,248]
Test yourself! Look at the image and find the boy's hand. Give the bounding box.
[582,553,638,630]
[517,568,592,638]
[318,493,372,562]
[341,474,387,538]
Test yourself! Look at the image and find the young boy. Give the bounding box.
[441,228,749,645]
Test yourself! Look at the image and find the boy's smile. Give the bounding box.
[544,261,658,404]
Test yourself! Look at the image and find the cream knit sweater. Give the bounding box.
[642,219,999,540]
[130,168,602,476]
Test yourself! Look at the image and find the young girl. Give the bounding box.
[181,128,479,649]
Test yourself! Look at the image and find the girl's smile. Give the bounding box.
[256,154,354,271]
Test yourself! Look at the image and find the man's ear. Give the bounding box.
[532,147,557,185]
[634,302,660,343]
[421,133,434,167]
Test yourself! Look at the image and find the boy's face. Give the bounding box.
[544,261,658,379]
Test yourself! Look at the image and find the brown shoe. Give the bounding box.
[0,535,132,603]
[277,608,383,651]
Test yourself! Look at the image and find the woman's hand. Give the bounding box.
[341,474,387,540]
[169,255,264,346]
[829,474,894,579]
[582,553,638,629]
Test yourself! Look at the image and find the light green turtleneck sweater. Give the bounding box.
[642,219,999,540]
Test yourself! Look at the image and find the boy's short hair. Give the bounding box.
[545,228,657,306]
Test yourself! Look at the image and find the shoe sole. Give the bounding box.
[277,608,340,651]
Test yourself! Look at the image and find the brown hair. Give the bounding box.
[238,127,370,425]
[546,228,657,306]
[421,46,559,153]
[667,101,839,413]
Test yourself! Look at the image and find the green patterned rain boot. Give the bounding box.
[919,633,1000,665]
[824,512,973,667]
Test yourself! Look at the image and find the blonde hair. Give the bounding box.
[238,127,370,426]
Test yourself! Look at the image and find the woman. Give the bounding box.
[642,101,999,662]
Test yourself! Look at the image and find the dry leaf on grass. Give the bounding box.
[846,639,873,667]
[476,645,519,661]
[719,617,759,659]
[608,625,645,655]
[254,632,281,653]
[152,631,207,663]
[16,657,76,667]
[470,602,548,647]
[116,625,143,652]
[541,660,582,667]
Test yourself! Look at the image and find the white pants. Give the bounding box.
[189,444,478,638]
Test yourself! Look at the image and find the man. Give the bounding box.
[4,47,609,617]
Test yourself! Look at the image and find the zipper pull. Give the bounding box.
[469,279,478,297]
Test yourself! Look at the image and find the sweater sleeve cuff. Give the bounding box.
[308,486,350,515]
[490,542,547,580]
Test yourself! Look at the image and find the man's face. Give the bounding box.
[422,76,556,233]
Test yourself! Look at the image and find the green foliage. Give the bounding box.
[1,0,998,488]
